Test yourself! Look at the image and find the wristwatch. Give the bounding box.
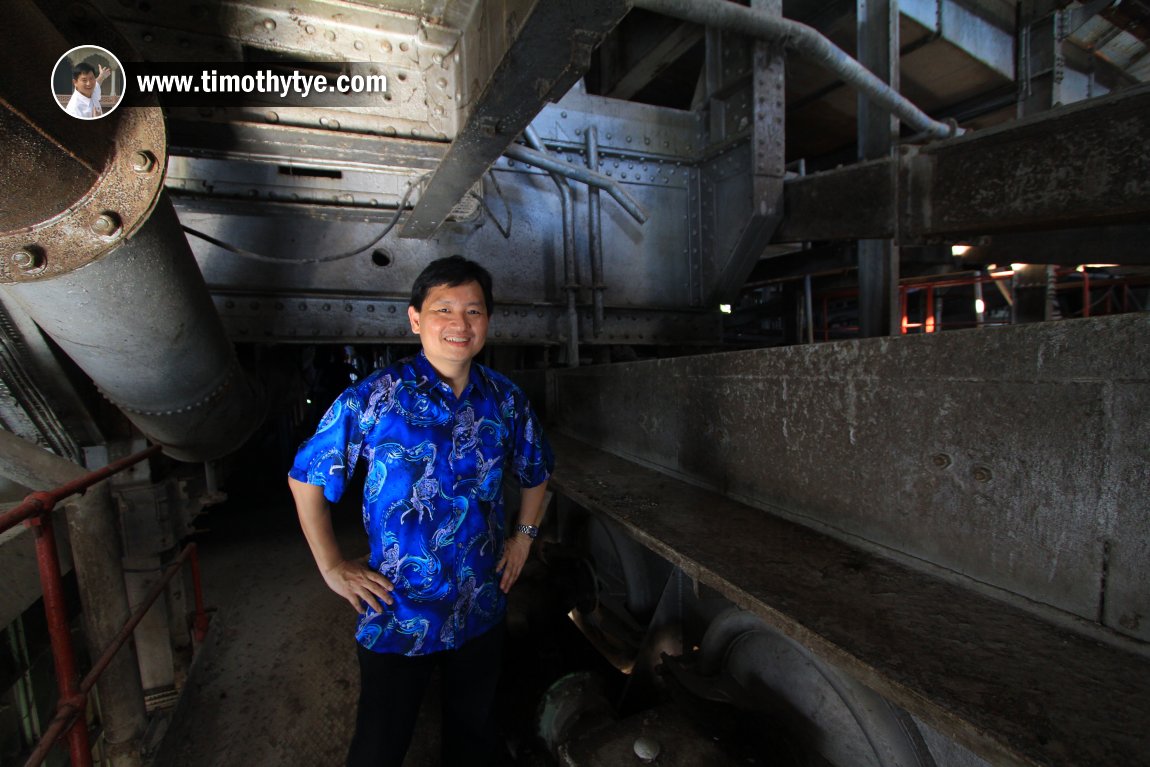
[515,523,539,540]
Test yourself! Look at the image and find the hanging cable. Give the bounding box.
[180,173,428,264]
[471,170,512,239]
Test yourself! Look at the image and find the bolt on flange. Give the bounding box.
[11,247,46,274]
[131,150,156,173]
[91,212,123,238]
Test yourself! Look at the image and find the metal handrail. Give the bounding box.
[0,446,162,534]
[25,543,209,767]
[0,444,212,767]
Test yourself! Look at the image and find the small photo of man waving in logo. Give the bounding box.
[53,45,125,119]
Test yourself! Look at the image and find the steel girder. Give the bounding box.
[400,0,631,238]
[777,83,1150,246]
[209,292,722,346]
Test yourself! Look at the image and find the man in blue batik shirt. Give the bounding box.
[288,256,553,767]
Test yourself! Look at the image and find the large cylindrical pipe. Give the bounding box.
[635,0,958,140]
[1,0,262,462]
[3,196,263,461]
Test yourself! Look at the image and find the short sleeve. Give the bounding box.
[511,395,554,489]
[288,386,367,503]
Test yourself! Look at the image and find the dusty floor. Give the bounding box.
[144,441,596,767]
[147,462,374,767]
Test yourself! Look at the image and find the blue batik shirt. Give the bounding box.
[289,351,553,656]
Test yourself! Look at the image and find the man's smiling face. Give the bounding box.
[407,281,490,373]
[73,72,96,98]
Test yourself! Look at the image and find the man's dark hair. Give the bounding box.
[409,256,494,314]
[72,61,97,81]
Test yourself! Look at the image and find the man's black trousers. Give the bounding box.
[346,622,505,767]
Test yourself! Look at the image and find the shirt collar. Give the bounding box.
[413,349,488,399]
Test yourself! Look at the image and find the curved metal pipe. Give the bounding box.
[634,0,959,140]
[2,196,264,461]
[523,127,581,367]
[504,143,650,224]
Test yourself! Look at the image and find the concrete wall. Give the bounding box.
[551,314,1150,642]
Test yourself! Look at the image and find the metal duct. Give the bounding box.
[0,0,263,462]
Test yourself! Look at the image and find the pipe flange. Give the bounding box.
[0,106,167,285]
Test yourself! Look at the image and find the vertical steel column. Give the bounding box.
[856,0,901,337]
[523,127,580,367]
[1013,264,1053,323]
[925,285,936,332]
[586,127,606,336]
[1082,269,1091,318]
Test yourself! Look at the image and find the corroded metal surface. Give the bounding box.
[0,0,167,284]
[4,197,265,462]
[0,107,167,284]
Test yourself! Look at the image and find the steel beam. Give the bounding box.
[210,292,722,346]
[777,83,1150,244]
[907,83,1150,240]
[710,0,786,304]
[958,225,1150,266]
[400,0,631,238]
[605,22,704,100]
[777,158,895,242]
[167,120,447,172]
[551,312,1150,647]
[901,0,1015,80]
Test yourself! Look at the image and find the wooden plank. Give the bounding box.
[548,432,1150,767]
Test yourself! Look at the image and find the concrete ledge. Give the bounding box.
[549,432,1150,767]
[550,315,1150,642]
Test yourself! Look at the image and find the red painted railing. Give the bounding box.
[0,444,211,767]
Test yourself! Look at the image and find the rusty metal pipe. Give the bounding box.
[1,0,262,463]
